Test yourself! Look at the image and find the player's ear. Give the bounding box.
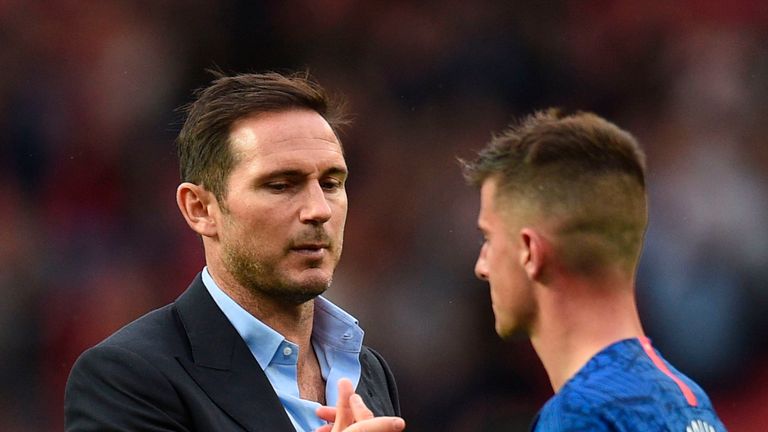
[176,182,220,238]
[519,227,546,281]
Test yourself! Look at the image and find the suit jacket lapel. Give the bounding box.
[173,274,295,432]
[357,349,391,417]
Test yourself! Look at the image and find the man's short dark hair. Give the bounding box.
[462,109,648,274]
[177,71,348,203]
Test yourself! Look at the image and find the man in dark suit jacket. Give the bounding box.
[64,72,402,432]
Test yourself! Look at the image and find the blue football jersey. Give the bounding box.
[532,337,726,431]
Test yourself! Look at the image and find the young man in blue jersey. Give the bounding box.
[318,109,726,431]
[462,109,726,431]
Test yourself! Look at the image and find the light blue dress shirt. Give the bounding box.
[202,268,364,432]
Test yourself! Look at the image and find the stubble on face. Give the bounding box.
[213,109,348,307]
[222,225,341,305]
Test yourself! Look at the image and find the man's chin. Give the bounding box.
[495,322,529,341]
[270,276,331,305]
[275,289,326,305]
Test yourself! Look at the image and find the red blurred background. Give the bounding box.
[1,1,767,430]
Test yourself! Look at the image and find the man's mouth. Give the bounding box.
[290,243,330,258]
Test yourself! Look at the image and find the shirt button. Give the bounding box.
[282,346,293,356]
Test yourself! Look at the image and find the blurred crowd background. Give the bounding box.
[2,1,768,430]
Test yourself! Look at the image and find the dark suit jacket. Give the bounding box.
[64,274,400,431]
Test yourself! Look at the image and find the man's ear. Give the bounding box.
[519,227,547,281]
[176,182,220,238]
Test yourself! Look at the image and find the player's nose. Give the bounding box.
[475,244,489,281]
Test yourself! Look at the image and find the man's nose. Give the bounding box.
[475,244,489,281]
[299,182,333,224]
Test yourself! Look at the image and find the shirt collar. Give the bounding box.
[313,296,364,352]
[202,268,282,369]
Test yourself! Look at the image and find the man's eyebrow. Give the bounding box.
[261,166,348,179]
[325,166,348,177]
[261,169,307,179]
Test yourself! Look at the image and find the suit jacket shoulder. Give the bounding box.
[65,274,400,431]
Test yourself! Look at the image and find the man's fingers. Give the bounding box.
[332,378,355,429]
[316,406,337,423]
[337,378,355,403]
[350,394,374,421]
[319,378,405,432]
[346,417,406,432]
[327,378,360,431]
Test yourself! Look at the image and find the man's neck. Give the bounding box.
[530,274,644,393]
[205,263,328,403]
[207,264,316,347]
[240,292,316,347]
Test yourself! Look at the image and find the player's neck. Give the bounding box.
[530,274,644,393]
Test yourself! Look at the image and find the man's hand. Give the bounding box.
[315,378,405,432]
